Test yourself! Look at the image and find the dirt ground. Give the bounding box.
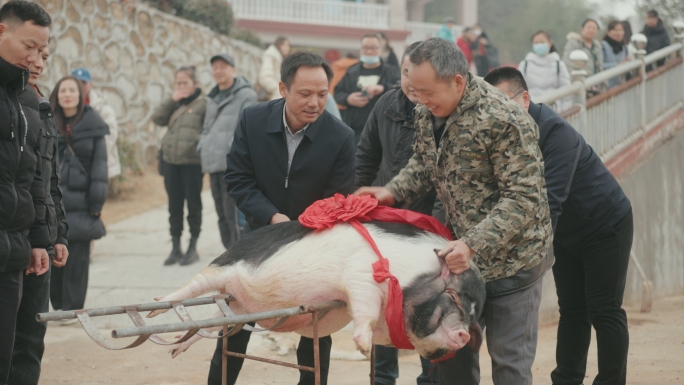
[39,295,684,385]
[100,169,210,226]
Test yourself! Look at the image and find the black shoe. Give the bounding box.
[164,236,183,265]
[180,236,199,266]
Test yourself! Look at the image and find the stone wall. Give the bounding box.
[32,0,263,163]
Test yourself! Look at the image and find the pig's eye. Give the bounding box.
[445,288,459,304]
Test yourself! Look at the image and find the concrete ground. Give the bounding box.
[39,190,684,384]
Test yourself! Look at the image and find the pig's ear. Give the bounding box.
[437,254,452,282]
[467,322,483,353]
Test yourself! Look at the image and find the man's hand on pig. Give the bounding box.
[438,240,475,275]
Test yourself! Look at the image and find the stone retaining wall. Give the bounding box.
[32,0,263,163]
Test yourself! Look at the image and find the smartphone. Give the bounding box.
[360,90,370,98]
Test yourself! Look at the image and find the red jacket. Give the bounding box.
[456,37,473,64]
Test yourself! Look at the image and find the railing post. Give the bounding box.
[636,49,648,135]
[570,70,588,135]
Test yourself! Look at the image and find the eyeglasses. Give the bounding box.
[361,46,380,51]
[511,90,524,99]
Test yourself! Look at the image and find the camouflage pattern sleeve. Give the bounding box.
[459,118,549,262]
[385,150,433,205]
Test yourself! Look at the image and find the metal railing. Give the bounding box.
[227,0,391,30]
[405,21,463,44]
[537,42,684,162]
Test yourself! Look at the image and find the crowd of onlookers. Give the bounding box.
[435,9,673,111]
[0,0,676,384]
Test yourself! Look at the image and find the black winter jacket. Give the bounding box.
[57,106,109,242]
[355,88,436,215]
[224,98,356,230]
[642,20,671,67]
[0,57,50,272]
[530,102,631,246]
[334,62,400,135]
[37,93,68,250]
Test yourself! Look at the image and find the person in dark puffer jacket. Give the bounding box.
[9,45,70,385]
[0,2,52,383]
[356,41,441,385]
[642,9,671,69]
[48,76,109,313]
[152,65,206,266]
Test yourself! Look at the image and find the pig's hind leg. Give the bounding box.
[148,266,226,318]
[345,277,384,356]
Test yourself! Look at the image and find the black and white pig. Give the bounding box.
[149,220,486,360]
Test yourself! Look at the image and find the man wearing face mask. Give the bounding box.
[334,33,400,144]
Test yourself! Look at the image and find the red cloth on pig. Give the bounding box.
[299,194,453,350]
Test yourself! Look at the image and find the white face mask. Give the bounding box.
[533,43,550,56]
[472,29,482,37]
[360,55,380,65]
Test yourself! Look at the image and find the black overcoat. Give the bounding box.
[224,98,356,230]
[57,106,109,242]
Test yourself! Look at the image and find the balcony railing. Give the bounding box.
[227,0,390,30]
[538,43,684,162]
[405,21,463,44]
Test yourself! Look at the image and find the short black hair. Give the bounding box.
[483,67,528,93]
[0,0,51,27]
[401,41,422,65]
[647,9,659,18]
[280,51,333,89]
[582,18,599,29]
[361,33,380,42]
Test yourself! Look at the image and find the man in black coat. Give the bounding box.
[642,9,671,69]
[356,41,440,385]
[0,2,52,383]
[334,34,400,143]
[209,52,355,385]
[484,67,633,385]
[9,46,69,385]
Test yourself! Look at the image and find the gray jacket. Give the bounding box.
[601,40,628,89]
[198,76,258,174]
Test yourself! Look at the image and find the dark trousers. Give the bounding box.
[8,266,50,385]
[374,345,440,385]
[207,325,332,385]
[437,278,543,385]
[164,163,203,238]
[551,210,633,385]
[210,172,239,249]
[50,241,90,311]
[0,270,23,385]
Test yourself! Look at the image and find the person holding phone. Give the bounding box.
[334,34,400,143]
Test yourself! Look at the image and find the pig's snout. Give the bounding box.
[446,328,471,350]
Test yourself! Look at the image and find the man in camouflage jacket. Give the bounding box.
[356,38,553,385]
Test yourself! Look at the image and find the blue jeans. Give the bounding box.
[374,345,440,385]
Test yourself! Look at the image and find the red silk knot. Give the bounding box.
[299,194,453,350]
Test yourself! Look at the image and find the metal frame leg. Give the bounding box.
[313,311,320,385]
[222,325,228,385]
[370,345,375,385]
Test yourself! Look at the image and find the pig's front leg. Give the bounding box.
[346,278,384,356]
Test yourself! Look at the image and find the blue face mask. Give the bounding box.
[533,43,550,56]
[360,55,380,65]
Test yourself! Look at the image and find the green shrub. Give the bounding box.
[143,0,233,35]
[230,28,262,47]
